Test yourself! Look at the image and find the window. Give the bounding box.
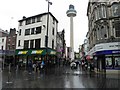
[101,5,106,18]
[36,26,41,34]
[32,17,35,23]
[99,6,102,19]
[2,39,4,42]
[24,40,29,49]
[18,40,20,46]
[95,8,98,20]
[31,28,35,34]
[12,45,15,49]
[25,29,30,35]
[112,3,120,17]
[52,40,54,49]
[19,22,22,26]
[8,45,10,50]
[19,29,21,35]
[114,21,120,37]
[1,46,3,50]
[8,38,10,41]
[30,40,34,49]
[53,19,55,24]
[52,27,54,35]
[37,16,42,22]
[26,19,31,25]
[35,39,41,49]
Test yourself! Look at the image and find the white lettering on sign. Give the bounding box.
[31,51,36,54]
[18,51,28,54]
[50,51,56,54]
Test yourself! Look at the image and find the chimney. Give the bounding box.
[23,16,26,19]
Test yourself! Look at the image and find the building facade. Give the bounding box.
[56,29,66,63]
[15,12,58,67]
[6,28,17,65]
[0,29,9,69]
[0,28,17,68]
[87,0,120,71]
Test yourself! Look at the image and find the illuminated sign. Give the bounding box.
[18,51,28,54]
[50,51,56,55]
[31,50,43,54]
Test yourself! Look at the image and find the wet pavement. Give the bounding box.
[1,65,120,89]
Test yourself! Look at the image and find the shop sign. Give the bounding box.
[18,51,28,55]
[112,50,120,54]
[50,51,56,55]
[88,42,120,55]
[31,50,43,54]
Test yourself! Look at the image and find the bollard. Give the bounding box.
[6,63,13,84]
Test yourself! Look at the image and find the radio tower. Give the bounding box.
[66,4,77,61]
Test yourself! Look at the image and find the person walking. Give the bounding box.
[28,59,33,74]
[40,60,45,74]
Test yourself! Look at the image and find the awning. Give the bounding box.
[15,49,56,55]
[15,49,46,55]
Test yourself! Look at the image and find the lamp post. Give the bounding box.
[45,0,52,64]
[45,0,52,48]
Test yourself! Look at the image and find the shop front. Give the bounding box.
[88,42,120,72]
[95,50,120,71]
[15,48,57,68]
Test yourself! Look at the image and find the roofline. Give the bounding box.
[0,29,9,34]
[87,2,90,16]
[18,12,58,23]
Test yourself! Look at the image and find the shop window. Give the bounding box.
[106,57,112,67]
[115,57,120,67]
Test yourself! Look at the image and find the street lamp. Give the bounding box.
[45,0,52,62]
[45,0,52,48]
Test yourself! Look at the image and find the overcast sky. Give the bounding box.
[0,0,89,52]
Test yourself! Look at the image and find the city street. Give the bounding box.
[1,65,120,89]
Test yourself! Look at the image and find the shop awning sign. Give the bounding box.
[18,51,28,55]
[50,51,56,55]
[31,50,43,54]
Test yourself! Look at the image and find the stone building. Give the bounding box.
[87,0,120,72]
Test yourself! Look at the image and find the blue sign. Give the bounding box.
[95,50,120,55]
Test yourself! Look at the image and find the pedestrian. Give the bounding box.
[28,59,33,74]
[36,62,39,72]
[90,62,94,72]
[84,62,88,71]
[82,61,85,70]
[32,62,36,72]
[40,60,45,74]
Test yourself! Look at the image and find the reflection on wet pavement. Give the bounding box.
[2,66,120,88]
